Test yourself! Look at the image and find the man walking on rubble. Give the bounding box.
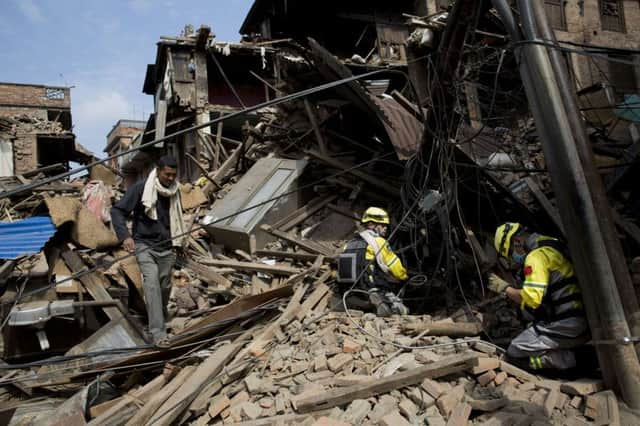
[488,222,590,371]
[111,155,185,345]
[337,207,409,317]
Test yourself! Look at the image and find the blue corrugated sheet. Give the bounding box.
[0,216,57,259]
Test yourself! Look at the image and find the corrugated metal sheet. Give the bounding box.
[0,216,57,259]
[369,94,424,160]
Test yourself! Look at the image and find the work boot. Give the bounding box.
[385,292,409,316]
[369,289,392,317]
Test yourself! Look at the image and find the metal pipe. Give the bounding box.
[490,0,616,394]
[515,0,640,408]
[513,0,622,393]
[529,0,640,349]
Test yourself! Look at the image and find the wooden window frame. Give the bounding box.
[544,0,567,31]
[600,0,626,33]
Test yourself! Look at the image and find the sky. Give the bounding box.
[0,0,254,157]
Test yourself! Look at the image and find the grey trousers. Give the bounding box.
[507,317,589,370]
[136,243,176,341]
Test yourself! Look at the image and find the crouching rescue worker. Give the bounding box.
[489,222,590,371]
[337,207,409,317]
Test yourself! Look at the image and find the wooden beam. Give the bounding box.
[260,225,335,257]
[125,366,196,426]
[198,258,300,275]
[270,194,339,232]
[255,249,334,262]
[525,178,565,234]
[295,282,331,321]
[402,321,483,337]
[390,90,425,121]
[194,51,209,109]
[146,342,243,425]
[61,249,121,320]
[303,99,328,154]
[245,283,308,357]
[196,25,211,49]
[213,113,224,170]
[181,258,233,290]
[295,353,478,412]
[305,149,398,196]
[203,138,252,196]
[88,375,167,425]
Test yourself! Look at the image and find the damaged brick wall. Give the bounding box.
[0,83,71,111]
[553,0,640,91]
[0,107,48,121]
[12,134,37,174]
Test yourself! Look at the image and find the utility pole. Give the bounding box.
[491,0,640,408]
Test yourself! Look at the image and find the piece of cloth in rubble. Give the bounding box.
[141,168,185,247]
[82,180,112,223]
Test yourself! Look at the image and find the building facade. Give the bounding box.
[104,119,146,172]
[0,82,90,177]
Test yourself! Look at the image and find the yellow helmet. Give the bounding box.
[494,222,521,258]
[361,207,390,224]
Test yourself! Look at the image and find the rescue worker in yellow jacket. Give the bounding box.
[489,223,590,371]
[338,207,409,317]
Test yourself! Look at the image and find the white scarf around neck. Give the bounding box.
[141,168,185,247]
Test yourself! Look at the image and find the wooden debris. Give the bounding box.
[470,357,500,375]
[446,402,471,426]
[404,321,483,337]
[146,342,243,425]
[584,390,620,425]
[560,379,604,396]
[295,353,477,413]
[379,410,412,426]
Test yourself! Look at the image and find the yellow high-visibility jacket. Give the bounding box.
[364,234,408,282]
[520,235,583,321]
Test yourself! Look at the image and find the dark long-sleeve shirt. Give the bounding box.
[111,180,172,249]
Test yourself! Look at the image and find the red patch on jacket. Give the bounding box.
[523,265,533,276]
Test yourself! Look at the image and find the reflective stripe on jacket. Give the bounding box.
[363,233,408,282]
[521,235,584,322]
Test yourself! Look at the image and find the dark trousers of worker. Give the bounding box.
[507,317,589,370]
[136,243,176,341]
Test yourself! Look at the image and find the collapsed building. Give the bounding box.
[0,1,639,425]
[0,82,94,179]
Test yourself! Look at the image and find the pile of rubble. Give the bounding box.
[2,7,640,425]
[2,292,621,425]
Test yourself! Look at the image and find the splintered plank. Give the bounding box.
[403,321,483,337]
[305,149,398,196]
[61,248,121,320]
[146,342,243,426]
[199,258,300,275]
[255,249,334,262]
[270,194,338,232]
[260,224,335,257]
[295,353,478,413]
